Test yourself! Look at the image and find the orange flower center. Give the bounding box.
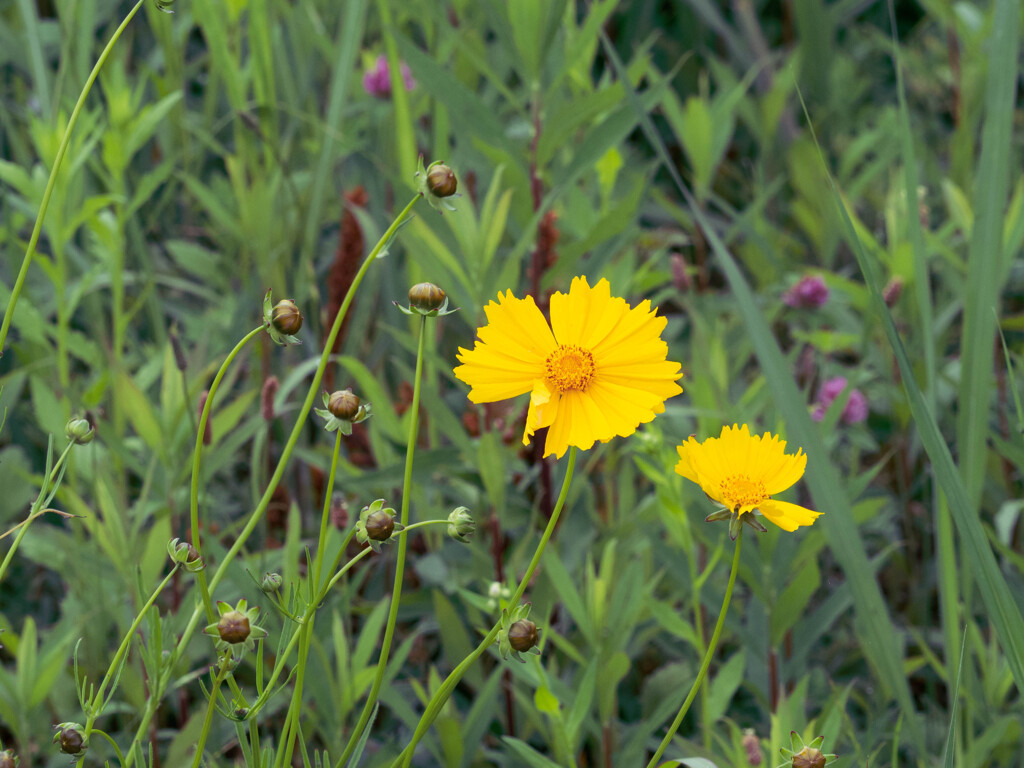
[545,344,596,392]
[719,474,768,512]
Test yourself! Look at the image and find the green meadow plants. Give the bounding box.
[1,1,1024,767]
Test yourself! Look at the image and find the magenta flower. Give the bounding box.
[812,376,868,425]
[363,55,416,98]
[783,274,829,309]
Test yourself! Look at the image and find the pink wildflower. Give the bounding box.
[812,376,868,425]
[783,275,829,309]
[363,55,416,98]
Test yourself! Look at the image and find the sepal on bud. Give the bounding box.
[53,723,87,757]
[315,389,372,434]
[776,732,837,768]
[447,506,476,543]
[415,156,459,212]
[497,603,541,662]
[355,499,402,552]
[167,538,205,572]
[262,290,303,346]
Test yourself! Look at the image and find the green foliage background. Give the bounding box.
[1,0,1023,765]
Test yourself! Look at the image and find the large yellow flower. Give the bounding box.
[454,276,683,459]
[675,424,821,535]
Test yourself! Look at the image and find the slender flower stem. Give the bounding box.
[190,325,264,621]
[192,657,231,768]
[0,0,147,357]
[122,194,423,767]
[75,565,180,768]
[0,441,74,584]
[644,528,743,768]
[313,431,344,589]
[393,447,579,768]
[337,314,427,768]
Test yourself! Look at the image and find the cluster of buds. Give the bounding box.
[416,157,458,212]
[53,723,87,758]
[355,499,402,553]
[397,282,457,318]
[167,538,206,572]
[497,603,541,663]
[263,290,303,345]
[65,417,94,445]
[777,732,837,768]
[315,388,372,435]
[203,599,268,655]
[446,506,476,543]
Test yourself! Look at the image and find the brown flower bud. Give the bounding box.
[365,509,395,541]
[508,619,539,653]
[55,725,86,756]
[0,749,18,768]
[328,389,361,420]
[426,164,457,197]
[216,610,251,644]
[792,746,826,768]
[272,299,303,336]
[408,283,446,312]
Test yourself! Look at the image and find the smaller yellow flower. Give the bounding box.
[675,424,821,537]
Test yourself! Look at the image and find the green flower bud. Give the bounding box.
[328,389,361,420]
[426,164,457,198]
[409,283,446,312]
[272,299,303,336]
[54,723,87,757]
[447,506,476,543]
[167,538,205,572]
[508,619,539,653]
[65,418,94,445]
[259,572,283,593]
[355,499,402,552]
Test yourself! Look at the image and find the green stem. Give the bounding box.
[190,325,264,621]
[122,193,422,768]
[0,0,147,357]
[393,447,578,768]
[337,314,427,768]
[75,565,179,768]
[0,442,74,584]
[644,528,743,768]
[313,431,344,589]
[191,658,231,768]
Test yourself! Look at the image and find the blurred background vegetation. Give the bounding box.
[1,0,1023,765]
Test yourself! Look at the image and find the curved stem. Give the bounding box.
[122,193,422,767]
[337,314,427,768]
[313,431,344,588]
[644,528,743,768]
[191,658,230,768]
[393,447,578,768]
[0,0,147,357]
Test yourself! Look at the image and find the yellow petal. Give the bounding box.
[675,438,701,484]
[523,380,560,446]
[758,499,822,532]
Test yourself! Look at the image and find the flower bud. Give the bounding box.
[409,283,447,313]
[365,509,395,542]
[0,749,19,768]
[272,299,303,336]
[883,277,903,307]
[779,732,836,768]
[742,729,761,765]
[328,389,361,420]
[167,538,205,572]
[216,610,251,644]
[65,417,94,445]
[426,164,457,198]
[447,506,476,543]
[508,619,539,653]
[54,723,87,757]
[792,747,826,768]
[259,572,282,593]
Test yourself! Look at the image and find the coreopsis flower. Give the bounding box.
[454,276,683,459]
[675,424,821,538]
[812,377,868,425]
[782,275,829,309]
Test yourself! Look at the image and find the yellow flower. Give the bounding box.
[454,276,683,459]
[675,424,821,536]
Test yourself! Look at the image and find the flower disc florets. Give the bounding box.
[497,603,542,662]
[262,290,303,345]
[355,499,403,553]
[203,599,267,655]
[53,723,87,757]
[315,389,372,434]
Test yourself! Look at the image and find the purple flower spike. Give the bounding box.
[814,376,868,425]
[783,275,830,309]
[363,55,416,98]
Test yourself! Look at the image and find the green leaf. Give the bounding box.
[114,372,164,456]
[499,737,562,768]
[706,650,745,722]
